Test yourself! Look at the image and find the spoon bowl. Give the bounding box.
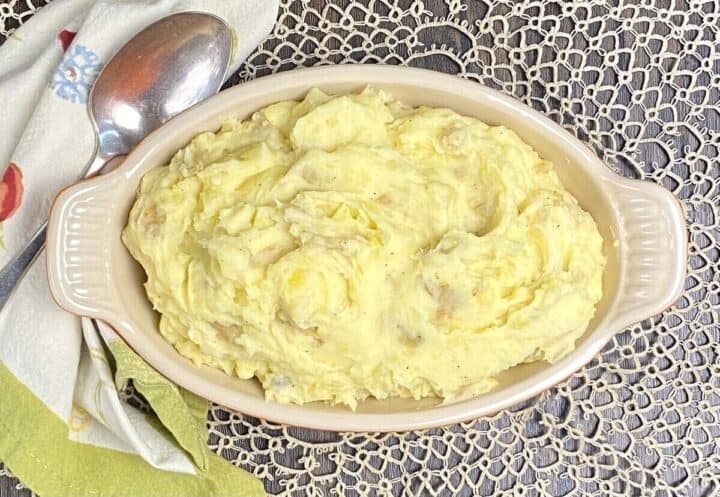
[89,12,233,168]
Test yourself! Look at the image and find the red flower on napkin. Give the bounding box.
[0,164,24,221]
[58,30,76,52]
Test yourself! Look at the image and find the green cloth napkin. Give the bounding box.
[0,339,264,497]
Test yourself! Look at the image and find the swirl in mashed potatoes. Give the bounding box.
[122,88,605,407]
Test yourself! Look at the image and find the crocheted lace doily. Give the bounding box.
[2,1,719,496]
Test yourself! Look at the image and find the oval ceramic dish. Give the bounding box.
[47,66,687,432]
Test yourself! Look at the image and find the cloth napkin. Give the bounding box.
[0,1,278,495]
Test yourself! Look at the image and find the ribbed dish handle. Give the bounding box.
[46,173,123,320]
[603,177,687,331]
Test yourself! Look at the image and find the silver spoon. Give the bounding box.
[0,12,232,307]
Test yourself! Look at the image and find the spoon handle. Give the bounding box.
[0,224,47,309]
[0,150,111,309]
[82,152,111,177]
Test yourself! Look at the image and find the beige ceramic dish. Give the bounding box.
[46,66,686,432]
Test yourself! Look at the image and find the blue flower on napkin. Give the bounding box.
[51,44,102,104]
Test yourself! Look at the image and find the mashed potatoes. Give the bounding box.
[123,88,605,407]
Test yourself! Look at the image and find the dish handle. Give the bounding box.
[46,173,123,321]
[603,176,688,331]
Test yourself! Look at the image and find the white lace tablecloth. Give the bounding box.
[2,1,719,496]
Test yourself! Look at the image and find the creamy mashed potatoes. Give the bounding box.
[123,88,605,407]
